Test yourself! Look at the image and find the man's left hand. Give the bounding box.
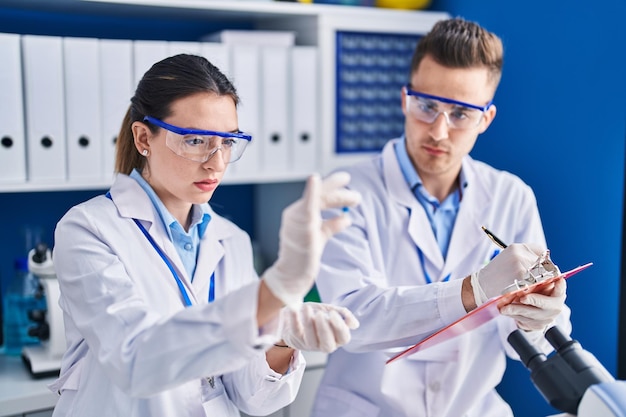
[500,278,567,331]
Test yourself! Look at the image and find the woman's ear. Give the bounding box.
[132,120,151,155]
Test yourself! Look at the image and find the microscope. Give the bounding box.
[21,243,66,378]
[508,325,626,416]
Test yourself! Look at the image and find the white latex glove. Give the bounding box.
[500,278,567,331]
[279,302,360,353]
[262,172,361,308]
[470,243,544,306]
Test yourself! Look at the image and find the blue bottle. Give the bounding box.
[2,257,46,356]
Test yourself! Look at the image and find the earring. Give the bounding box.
[142,149,149,156]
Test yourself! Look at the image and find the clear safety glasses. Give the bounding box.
[143,116,252,164]
[404,85,492,130]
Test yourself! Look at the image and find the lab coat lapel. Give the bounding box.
[109,174,199,305]
[445,157,492,277]
[154,230,198,303]
[193,210,229,301]
[382,141,444,272]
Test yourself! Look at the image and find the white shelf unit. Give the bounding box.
[0,171,310,194]
[0,0,448,193]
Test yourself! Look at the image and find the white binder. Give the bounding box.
[290,46,319,174]
[260,45,290,174]
[63,37,102,182]
[0,33,26,184]
[133,40,169,87]
[200,42,231,79]
[168,41,200,56]
[100,38,133,180]
[229,45,261,178]
[22,35,67,182]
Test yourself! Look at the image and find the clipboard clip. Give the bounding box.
[501,250,561,294]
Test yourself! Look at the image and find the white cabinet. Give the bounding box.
[0,354,57,417]
[0,0,447,193]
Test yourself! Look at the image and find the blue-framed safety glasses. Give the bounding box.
[143,116,252,164]
[404,84,493,130]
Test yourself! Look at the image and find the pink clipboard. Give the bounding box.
[386,262,593,364]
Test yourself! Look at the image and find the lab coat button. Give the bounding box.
[429,381,441,392]
[184,243,192,250]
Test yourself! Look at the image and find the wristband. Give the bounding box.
[470,271,488,306]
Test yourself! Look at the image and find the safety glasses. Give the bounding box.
[404,85,492,130]
[143,116,251,164]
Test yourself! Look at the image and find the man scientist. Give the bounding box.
[311,17,569,417]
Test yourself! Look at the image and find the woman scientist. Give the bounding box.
[49,54,361,417]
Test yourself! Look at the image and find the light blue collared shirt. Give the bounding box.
[394,137,466,259]
[130,169,211,279]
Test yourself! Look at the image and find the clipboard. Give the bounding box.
[386,262,593,364]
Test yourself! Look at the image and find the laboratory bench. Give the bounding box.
[0,350,327,417]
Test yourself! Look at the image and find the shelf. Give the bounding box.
[0,181,113,194]
[0,172,307,193]
[1,0,435,19]
[0,0,445,42]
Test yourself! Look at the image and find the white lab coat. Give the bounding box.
[50,174,304,417]
[312,139,571,417]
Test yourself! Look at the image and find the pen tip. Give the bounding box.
[481,225,487,231]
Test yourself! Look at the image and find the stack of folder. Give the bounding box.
[0,30,319,186]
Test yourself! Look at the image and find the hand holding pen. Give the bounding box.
[475,226,568,331]
[472,227,545,304]
[478,225,562,292]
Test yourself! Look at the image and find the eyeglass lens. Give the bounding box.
[165,131,247,163]
[407,95,484,129]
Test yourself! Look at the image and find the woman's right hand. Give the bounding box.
[279,302,360,353]
[262,172,361,308]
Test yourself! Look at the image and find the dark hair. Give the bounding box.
[115,54,239,174]
[410,17,504,88]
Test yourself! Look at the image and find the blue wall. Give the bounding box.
[428,0,626,415]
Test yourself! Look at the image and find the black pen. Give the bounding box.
[481,226,508,249]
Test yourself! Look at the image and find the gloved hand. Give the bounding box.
[470,243,544,306]
[262,172,361,308]
[279,302,360,353]
[500,278,567,331]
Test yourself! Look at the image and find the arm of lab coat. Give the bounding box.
[221,349,305,415]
